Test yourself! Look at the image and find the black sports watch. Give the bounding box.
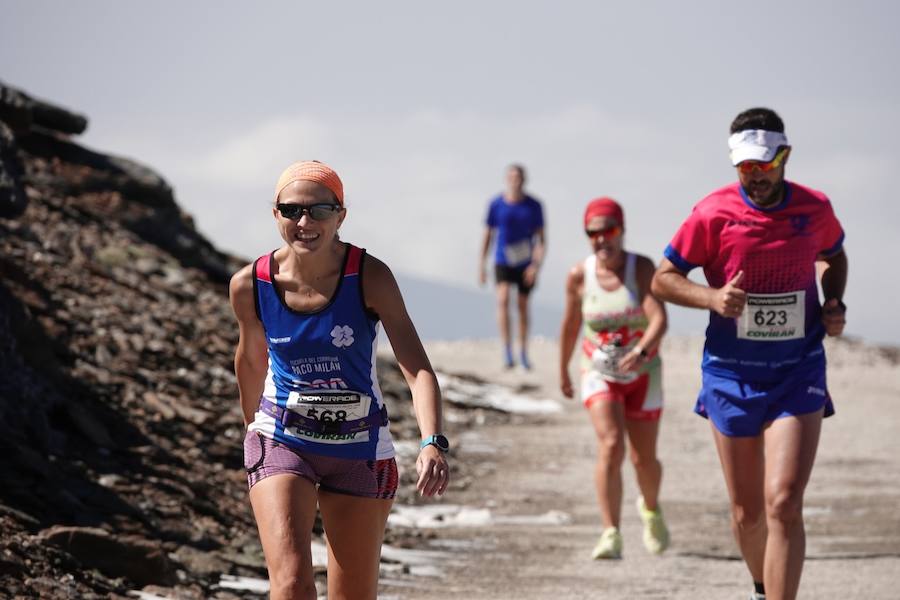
[420,434,450,453]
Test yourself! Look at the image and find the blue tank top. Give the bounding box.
[247,244,395,460]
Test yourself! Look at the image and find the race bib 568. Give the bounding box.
[284,390,372,444]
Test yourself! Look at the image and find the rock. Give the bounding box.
[40,525,177,586]
[171,545,231,577]
[142,391,177,420]
[65,402,114,448]
[0,81,88,135]
[0,121,27,218]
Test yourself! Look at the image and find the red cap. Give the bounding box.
[584,197,624,229]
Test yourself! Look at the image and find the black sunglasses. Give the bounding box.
[276,203,342,221]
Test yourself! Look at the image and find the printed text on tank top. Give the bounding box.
[250,244,394,459]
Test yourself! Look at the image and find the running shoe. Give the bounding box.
[520,351,532,370]
[636,496,670,554]
[749,594,766,600]
[591,526,623,559]
[504,346,515,369]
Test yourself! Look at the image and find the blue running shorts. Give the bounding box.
[695,367,834,437]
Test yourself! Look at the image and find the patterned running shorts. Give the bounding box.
[243,431,398,499]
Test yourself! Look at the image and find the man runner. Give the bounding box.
[479,164,546,369]
[651,108,848,600]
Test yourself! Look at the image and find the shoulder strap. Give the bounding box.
[582,254,597,294]
[251,253,274,322]
[344,244,362,277]
[624,252,637,291]
[255,253,272,283]
[345,245,379,320]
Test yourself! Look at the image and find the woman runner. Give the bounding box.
[230,160,450,599]
[559,197,670,559]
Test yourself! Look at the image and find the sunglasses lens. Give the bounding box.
[586,225,621,238]
[739,149,786,174]
[308,205,338,220]
[279,204,303,219]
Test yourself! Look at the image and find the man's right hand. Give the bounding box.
[479,265,487,286]
[709,270,747,318]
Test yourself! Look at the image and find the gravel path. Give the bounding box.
[378,336,900,599]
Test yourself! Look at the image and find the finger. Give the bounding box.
[416,458,433,492]
[726,289,747,302]
[729,270,745,287]
[423,465,439,496]
[437,471,450,496]
[420,456,445,495]
[432,460,449,489]
[825,315,846,327]
[420,474,435,497]
[423,463,445,497]
[416,470,427,493]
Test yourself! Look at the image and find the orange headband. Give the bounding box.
[274,160,344,205]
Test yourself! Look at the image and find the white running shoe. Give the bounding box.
[636,496,670,554]
[591,526,623,559]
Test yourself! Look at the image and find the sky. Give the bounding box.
[2,1,897,345]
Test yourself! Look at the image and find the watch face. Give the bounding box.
[423,435,449,452]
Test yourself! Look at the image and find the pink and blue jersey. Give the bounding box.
[246,244,394,460]
[664,181,844,383]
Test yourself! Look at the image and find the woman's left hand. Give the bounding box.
[416,444,450,497]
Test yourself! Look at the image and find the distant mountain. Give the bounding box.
[393,272,714,343]
[394,274,563,341]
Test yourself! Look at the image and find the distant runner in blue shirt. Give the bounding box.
[479,164,546,369]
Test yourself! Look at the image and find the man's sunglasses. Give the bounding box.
[585,224,622,239]
[276,203,342,221]
[737,147,789,175]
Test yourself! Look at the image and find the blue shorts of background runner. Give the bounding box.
[695,367,835,437]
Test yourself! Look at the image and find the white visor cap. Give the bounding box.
[728,129,789,166]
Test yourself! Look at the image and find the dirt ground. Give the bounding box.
[379,336,900,600]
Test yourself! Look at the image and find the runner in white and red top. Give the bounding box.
[559,197,670,560]
[652,108,848,600]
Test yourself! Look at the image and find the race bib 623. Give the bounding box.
[737,291,805,341]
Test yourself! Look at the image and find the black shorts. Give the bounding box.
[494,264,534,295]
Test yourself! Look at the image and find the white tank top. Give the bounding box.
[581,252,659,382]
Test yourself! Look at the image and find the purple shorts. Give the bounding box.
[243,431,398,499]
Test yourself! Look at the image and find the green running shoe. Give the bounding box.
[591,526,623,559]
[636,496,670,554]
